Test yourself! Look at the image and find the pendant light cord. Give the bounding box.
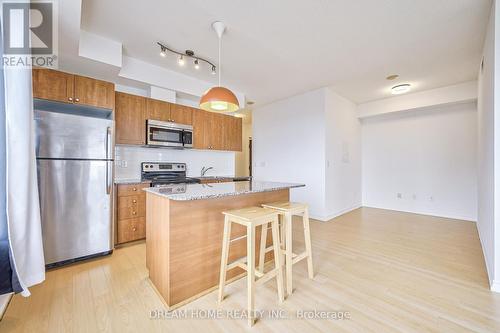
[218,34,222,87]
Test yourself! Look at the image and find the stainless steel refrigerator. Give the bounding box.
[35,106,114,267]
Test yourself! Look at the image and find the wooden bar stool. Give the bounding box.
[218,207,285,326]
[260,202,314,296]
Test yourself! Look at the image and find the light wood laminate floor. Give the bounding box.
[1,207,500,332]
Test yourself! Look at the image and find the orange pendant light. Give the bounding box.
[199,22,239,113]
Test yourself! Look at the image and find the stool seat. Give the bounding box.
[262,201,307,213]
[223,207,277,224]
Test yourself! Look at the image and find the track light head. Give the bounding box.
[160,46,167,57]
[178,55,185,66]
[211,65,216,75]
[194,59,200,70]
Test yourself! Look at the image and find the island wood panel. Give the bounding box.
[146,98,171,122]
[73,75,115,109]
[146,193,170,302]
[146,189,289,307]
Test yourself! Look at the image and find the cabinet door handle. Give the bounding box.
[132,199,137,203]
[75,98,80,102]
[132,227,137,231]
[132,187,137,191]
[132,211,137,215]
[68,97,73,102]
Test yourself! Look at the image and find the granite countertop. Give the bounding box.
[115,176,251,184]
[143,180,305,201]
[114,178,149,184]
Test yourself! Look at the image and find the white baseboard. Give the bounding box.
[0,293,13,320]
[361,204,477,222]
[491,280,500,293]
[310,204,362,222]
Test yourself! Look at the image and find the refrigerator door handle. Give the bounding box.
[106,161,112,195]
[106,127,112,160]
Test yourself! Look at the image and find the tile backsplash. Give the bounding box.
[114,145,236,180]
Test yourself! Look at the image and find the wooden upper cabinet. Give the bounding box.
[32,68,74,103]
[170,104,193,125]
[146,98,171,122]
[193,109,211,150]
[32,68,115,109]
[74,75,115,109]
[210,113,225,151]
[224,116,242,152]
[115,92,146,145]
[192,109,242,151]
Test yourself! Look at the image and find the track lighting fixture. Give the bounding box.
[178,55,185,66]
[156,42,216,73]
[160,45,167,57]
[211,66,216,75]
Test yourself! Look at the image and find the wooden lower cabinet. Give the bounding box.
[117,217,146,244]
[116,183,149,244]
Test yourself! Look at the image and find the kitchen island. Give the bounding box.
[144,181,304,309]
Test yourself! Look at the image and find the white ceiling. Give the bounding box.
[81,0,491,106]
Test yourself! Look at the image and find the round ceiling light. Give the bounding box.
[199,21,239,113]
[391,84,411,95]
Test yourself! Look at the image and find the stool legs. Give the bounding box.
[271,217,285,303]
[303,208,314,279]
[218,216,231,303]
[258,223,268,274]
[284,212,293,296]
[246,224,256,326]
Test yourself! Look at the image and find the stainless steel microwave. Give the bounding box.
[146,119,193,148]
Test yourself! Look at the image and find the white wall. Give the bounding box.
[253,88,327,218]
[478,0,500,292]
[325,88,362,219]
[115,146,235,180]
[362,102,477,221]
[253,87,362,220]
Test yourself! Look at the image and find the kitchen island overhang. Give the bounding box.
[144,181,305,309]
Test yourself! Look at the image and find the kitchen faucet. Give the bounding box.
[201,166,214,176]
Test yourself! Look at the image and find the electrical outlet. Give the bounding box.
[397,193,402,199]
[412,194,417,200]
[122,160,128,168]
[429,196,434,202]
